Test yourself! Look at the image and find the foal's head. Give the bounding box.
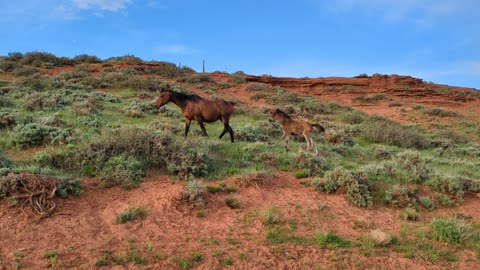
[270,109,291,123]
[154,90,173,108]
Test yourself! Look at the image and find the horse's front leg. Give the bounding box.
[196,118,208,136]
[280,131,290,152]
[184,118,191,137]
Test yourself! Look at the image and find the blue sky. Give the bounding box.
[1,0,479,89]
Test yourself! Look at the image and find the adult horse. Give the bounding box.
[154,90,235,142]
[270,109,325,155]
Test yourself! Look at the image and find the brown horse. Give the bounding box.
[270,109,325,154]
[154,90,235,142]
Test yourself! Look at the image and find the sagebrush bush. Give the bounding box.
[235,171,276,187]
[234,125,270,142]
[23,92,64,111]
[383,186,418,208]
[186,74,210,84]
[425,175,476,203]
[104,54,143,64]
[362,116,426,148]
[99,155,144,189]
[399,208,419,221]
[167,148,210,180]
[394,151,432,184]
[73,54,101,63]
[13,66,38,76]
[312,167,373,207]
[123,99,157,118]
[178,179,207,208]
[294,153,329,177]
[71,97,103,115]
[20,51,72,67]
[340,111,366,124]
[425,107,458,117]
[246,82,269,92]
[228,71,246,85]
[14,123,70,148]
[0,151,12,169]
[55,177,82,198]
[0,60,18,72]
[419,196,435,209]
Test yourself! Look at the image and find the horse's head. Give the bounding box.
[154,90,172,108]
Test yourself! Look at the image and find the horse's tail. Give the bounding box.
[312,124,325,133]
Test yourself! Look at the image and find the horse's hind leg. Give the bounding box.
[219,116,234,143]
[227,125,234,143]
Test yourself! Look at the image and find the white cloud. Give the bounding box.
[73,0,132,12]
[155,45,198,55]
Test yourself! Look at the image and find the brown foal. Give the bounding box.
[270,109,325,154]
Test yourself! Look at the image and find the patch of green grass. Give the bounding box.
[196,209,205,217]
[315,232,351,249]
[116,207,147,223]
[43,250,59,268]
[225,195,242,209]
[430,218,473,243]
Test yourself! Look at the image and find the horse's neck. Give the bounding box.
[169,93,188,111]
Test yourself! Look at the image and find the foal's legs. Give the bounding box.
[310,138,319,156]
[184,118,191,137]
[303,131,312,150]
[281,131,290,152]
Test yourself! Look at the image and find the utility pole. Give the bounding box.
[202,60,205,73]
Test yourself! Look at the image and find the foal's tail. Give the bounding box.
[312,124,325,133]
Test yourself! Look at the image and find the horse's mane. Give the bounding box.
[168,90,203,102]
[276,109,292,119]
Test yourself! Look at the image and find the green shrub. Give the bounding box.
[425,107,458,117]
[167,147,210,180]
[235,171,276,187]
[6,52,23,61]
[0,60,18,72]
[434,194,454,207]
[178,179,207,208]
[225,195,242,209]
[104,54,144,64]
[419,196,435,209]
[23,92,64,111]
[123,76,169,92]
[353,94,386,104]
[20,51,72,67]
[14,123,70,148]
[430,218,473,243]
[116,207,147,223]
[234,125,270,142]
[399,208,419,221]
[313,167,373,207]
[263,207,283,226]
[383,186,418,208]
[315,232,350,249]
[73,54,101,63]
[294,153,329,177]
[394,151,432,184]
[186,73,210,84]
[425,175,477,203]
[362,116,426,148]
[98,156,144,189]
[341,111,366,124]
[55,177,82,198]
[123,99,157,118]
[0,152,12,169]
[246,82,269,92]
[228,71,246,84]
